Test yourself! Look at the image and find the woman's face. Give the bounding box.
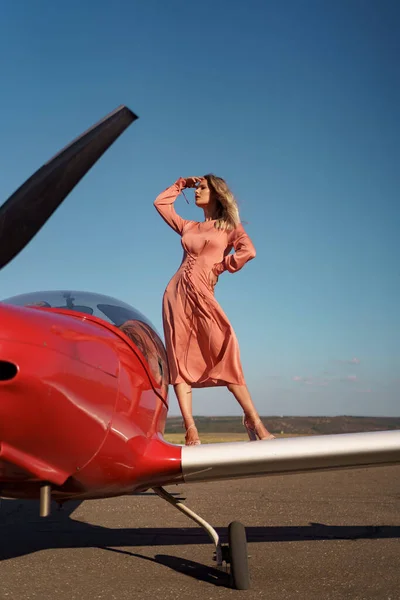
[194,178,211,207]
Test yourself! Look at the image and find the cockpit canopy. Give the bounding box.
[1,290,155,329]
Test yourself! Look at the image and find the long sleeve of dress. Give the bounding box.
[154,178,190,235]
[212,223,256,276]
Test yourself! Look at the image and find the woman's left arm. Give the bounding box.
[212,224,256,276]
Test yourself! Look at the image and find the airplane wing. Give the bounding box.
[0,105,137,270]
[180,430,400,484]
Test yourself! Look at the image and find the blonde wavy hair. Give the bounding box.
[204,174,240,232]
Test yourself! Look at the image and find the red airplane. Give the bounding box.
[1,106,400,590]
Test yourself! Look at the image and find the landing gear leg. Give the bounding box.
[153,486,223,565]
[152,486,250,590]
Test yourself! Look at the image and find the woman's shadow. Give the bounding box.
[1,495,399,588]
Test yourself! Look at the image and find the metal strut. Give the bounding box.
[39,483,51,517]
[152,486,223,566]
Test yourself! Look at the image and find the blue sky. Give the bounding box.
[0,0,399,416]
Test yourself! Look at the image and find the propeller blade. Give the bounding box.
[0,105,138,270]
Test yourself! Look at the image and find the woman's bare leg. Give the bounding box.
[227,383,274,440]
[173,382,200,444]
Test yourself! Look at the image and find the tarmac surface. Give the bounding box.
[1,465,399,599]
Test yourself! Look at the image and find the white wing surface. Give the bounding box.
[181,430,400,484]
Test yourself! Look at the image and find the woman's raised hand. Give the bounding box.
[184,176,202,188]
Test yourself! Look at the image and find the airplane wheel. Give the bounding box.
[228,521,250,590]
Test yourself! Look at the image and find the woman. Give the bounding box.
[154,175,275,445]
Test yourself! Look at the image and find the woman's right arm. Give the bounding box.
[153,178,188,235]
[154,177,201,235]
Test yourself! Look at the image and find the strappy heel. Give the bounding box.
[184,423,201,446]
[243,416,276,441]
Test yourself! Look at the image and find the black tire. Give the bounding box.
[228,521,250,590]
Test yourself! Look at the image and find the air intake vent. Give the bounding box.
[0,361,18,381]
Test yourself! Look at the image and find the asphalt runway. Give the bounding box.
[1,465,399,599]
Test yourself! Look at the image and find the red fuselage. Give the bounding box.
[0,304,182,501]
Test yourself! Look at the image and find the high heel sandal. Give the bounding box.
[184,423,201,446]
[243,416,276,441]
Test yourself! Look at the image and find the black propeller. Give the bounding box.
[0,105,138,271]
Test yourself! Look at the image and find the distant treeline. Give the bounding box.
[165,415,400,435]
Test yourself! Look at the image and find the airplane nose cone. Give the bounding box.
[0,302,119,376]
[0,303,53,347]
[0,303,119,488]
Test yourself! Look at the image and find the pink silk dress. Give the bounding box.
[154,178,256,388]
